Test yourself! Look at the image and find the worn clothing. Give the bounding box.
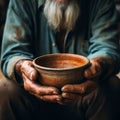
[0,0,9,53]
[1,0,120,79]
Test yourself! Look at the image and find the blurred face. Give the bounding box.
[44,0,80,31]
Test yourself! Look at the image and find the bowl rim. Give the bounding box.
[33,53,90,71]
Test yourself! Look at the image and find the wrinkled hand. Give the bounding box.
[59,59,102,104]
[15,60,61,102]
[84,59,102,80]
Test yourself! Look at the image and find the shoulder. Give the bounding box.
[86,0,116,16]
[8,0,41,13]
[89,0,115,9]
[8,0,39,9]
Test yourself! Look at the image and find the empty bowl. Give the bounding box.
[33,53,90,88]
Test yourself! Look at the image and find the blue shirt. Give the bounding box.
[1,0,120,79]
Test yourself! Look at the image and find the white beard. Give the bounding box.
[43,0,80,31]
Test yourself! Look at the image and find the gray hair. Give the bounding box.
[44,0,80,31]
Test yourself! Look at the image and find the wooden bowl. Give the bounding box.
[33,53,90,88]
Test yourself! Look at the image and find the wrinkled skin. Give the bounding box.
[15,58,102,104]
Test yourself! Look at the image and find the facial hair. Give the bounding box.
[43,0,80,31]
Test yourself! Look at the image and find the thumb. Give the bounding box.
[21,61,39,81]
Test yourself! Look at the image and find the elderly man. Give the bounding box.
[0,0,120,120]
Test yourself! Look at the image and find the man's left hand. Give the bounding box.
[59,80,98,104]
[58,58,102,104]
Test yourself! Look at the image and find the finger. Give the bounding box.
[62,84,85,94]
[84,66,101,78]
[36,95,62,103]
[61,80,98,95]
[21,61,38,81]
[23,74,60,96]
[84,60,101,79]
[62,92,82,100]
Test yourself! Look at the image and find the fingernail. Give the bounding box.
[61,87,67,92]
[53,91,58,94]
[56,98,61,101]
[62,93,67,97]
[30,71,34,80]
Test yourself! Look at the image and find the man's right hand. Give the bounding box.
[15,60,61,103]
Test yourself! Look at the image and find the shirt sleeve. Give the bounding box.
[1,0,36,80]
[87,0,120,72]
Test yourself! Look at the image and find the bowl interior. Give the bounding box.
[33,53,89,70]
